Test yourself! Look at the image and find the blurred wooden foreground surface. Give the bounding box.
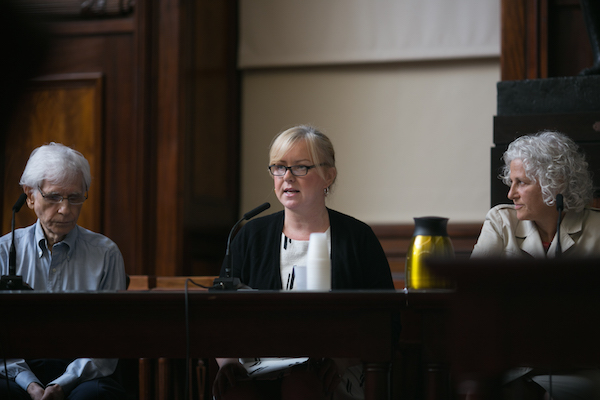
[1,290,438,400]
[430,257,600,399]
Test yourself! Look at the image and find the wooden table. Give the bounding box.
[429,257,600,399]
[0,290,412,400]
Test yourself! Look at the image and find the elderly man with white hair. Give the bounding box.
[0,142,127,400]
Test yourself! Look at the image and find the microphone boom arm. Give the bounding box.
[1,193,32,290]
[211,202,270,291]
[555,194,564,258]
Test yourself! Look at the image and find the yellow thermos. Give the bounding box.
[405,217,454,289]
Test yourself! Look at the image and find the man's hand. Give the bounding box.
[41,384,64,400]
[26,382,44,400]
[26,382,65,400]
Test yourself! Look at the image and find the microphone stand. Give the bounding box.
[555,194,564,258]
[546,193,564,400]
[1,193,32,290]
[211,217,245,291]
[211,202,270,291]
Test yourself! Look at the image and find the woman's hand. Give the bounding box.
[213,359,248,400]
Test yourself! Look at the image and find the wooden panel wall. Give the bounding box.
[3,73,104,234]
[183,0,240,276]
[0,1,240,278]
[501,0,594,80]
[34,16,150,276]
[154,0,185,276]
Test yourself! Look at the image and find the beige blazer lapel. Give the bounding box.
[515,220,546,259]
[547,211,581,257]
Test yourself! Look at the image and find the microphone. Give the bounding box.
[12,193,27,212]
[242,202,271,221]
[555,194,564,258]
[1,193,32,290]
[211,202,271,291]
[9,193,27,273]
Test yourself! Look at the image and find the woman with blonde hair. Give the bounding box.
[213,125,396,400]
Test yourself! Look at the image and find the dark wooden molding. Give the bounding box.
[48,18,135,35]
[501,0,593,80]
[501,0,548,80]
[494,112,600,143]
[17,0,134,17]
[154,0,185,276]
[501,0,527,81]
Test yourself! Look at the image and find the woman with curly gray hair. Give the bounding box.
[501,131,594,213]
[472,130,599,259]
[472,131,600,400]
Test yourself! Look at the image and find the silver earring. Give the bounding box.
[324,187,330,195]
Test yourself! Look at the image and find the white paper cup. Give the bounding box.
[292,265,307,290]
[307,232,328,260]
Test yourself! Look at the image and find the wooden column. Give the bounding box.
[155,0,185,276]
[501,0,593,80]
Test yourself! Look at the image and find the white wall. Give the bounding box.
[240,58,500,224]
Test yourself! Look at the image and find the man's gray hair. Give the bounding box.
[20,142,91,193]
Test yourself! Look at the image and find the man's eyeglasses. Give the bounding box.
[268,164,323,177]
[38,186,88,205]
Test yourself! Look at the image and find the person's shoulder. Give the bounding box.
[328,208,372,230]
[247,209,282,224]
[0,230,11,244]
[0,223,35,245]
[489,203,516,212]
[242,210,283,231]
[583,207,600,220]
[486,203,517,218]
[75,225,120,250]
[328,208,361,222]
[483,204,519,228]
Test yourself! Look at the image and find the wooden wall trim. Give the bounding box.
[49,18,135,36]
[31,72,104,83]
[538,0,549,78]
[525,0,541,78]
[501,0,549,80]
[130,0,154,276]
[494,112,600,143]
[501,0,527,80]
[501,0,594,80]
[155,0,185,276]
